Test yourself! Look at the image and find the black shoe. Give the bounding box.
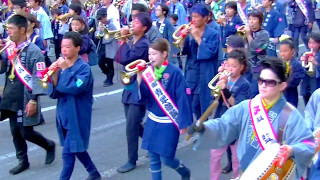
[116,162,136,173]
[45,140,55,164]
[103,81,113,87]
[221,163,232,174]
[9,161,30,175]
[86,171,101,180]
[176,164,191,180]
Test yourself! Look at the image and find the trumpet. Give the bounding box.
[84,0,99,8]
[49,3,59,11]
[0,37,12,54]
[236,25,246,38]
[173,22,192,53]
[302,49,315,75]
[184,70,231,141]
[208,70,232,98]
[148,1,154,9]
[95,27,131,40]
[40,64,59,88]
[56,13,72,21]
[115,0,126,9]
[121,59,152,84]
[214,12,224,25]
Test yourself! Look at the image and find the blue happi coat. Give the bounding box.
[262,8,285,57]
[222,15,244,48]
[305,89,320,179]
[115,36,150,105]
[168,2,188,26]
[48,57,94,153]
[154,18,177,64]
[215,76,251,118]
[183,25,219,117]
[199,94,315,178]
[284,58,305,107]
[139,64,193,158]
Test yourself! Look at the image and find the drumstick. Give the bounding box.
[185,96,220,141]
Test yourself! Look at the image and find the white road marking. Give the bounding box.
[0,89,124,162]
[0,88,124,124]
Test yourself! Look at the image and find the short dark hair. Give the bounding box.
[134,12,152,33]
[260,57,287,82]
[54,8,63,16]
[11,0,27,8]
[132,3,149,13]
[279,38,295,49]
[150,38,170,58]
[227,49,248,74]
[225,1,237,13]
[63,31,83,47]
[226,35,245,49]
[170,14,178,21]
[34,0,41,5]
[7,14,28,32]
[308,32,320,44]
[248,10,264,25]
[158,3,169,17]
[69,3,82,15]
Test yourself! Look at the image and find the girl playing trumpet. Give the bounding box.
[300,33,320,105]
[136,38,193,180]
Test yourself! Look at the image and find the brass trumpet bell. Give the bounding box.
[172,22,192,53]
[40,69,55,88]
[302,50,315,76]
[56,13,72,21]
[236,25,246,38]
[208,70,231,98]
[121,59,152,85]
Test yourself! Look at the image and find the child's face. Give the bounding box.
[226,58,244,78]
[69,9,76,16]
[170,18,176,25]
[262,0,272,8]
[71,20,83,32]
[308,38,320,51]
[225,7,236,17]
[99,16,108,24]
[279,44,294,61]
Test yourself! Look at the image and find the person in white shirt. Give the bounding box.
[29,0,54,48]
[102,0,121,30]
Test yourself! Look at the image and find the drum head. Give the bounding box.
[240,143,296,180]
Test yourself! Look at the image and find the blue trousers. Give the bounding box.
[148,151,180,180]
[60,130,99,180]
[290,26,308,56]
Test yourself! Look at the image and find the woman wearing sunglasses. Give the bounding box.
[188,57,315,179]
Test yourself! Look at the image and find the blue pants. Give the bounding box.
[148,151,180,180]
[300,75,318,105]
[60,130,99,180]
[310,159,320,180]
[250,73,259,98]
[290,26,308,56]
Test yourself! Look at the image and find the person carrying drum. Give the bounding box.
[188,57,315,179]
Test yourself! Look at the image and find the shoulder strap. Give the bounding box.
[277,102,294,144]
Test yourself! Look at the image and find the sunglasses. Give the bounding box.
[258,77,281,87]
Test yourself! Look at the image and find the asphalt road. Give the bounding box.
[0,42,309,180]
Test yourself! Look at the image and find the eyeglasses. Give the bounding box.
[258,77,281,87]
